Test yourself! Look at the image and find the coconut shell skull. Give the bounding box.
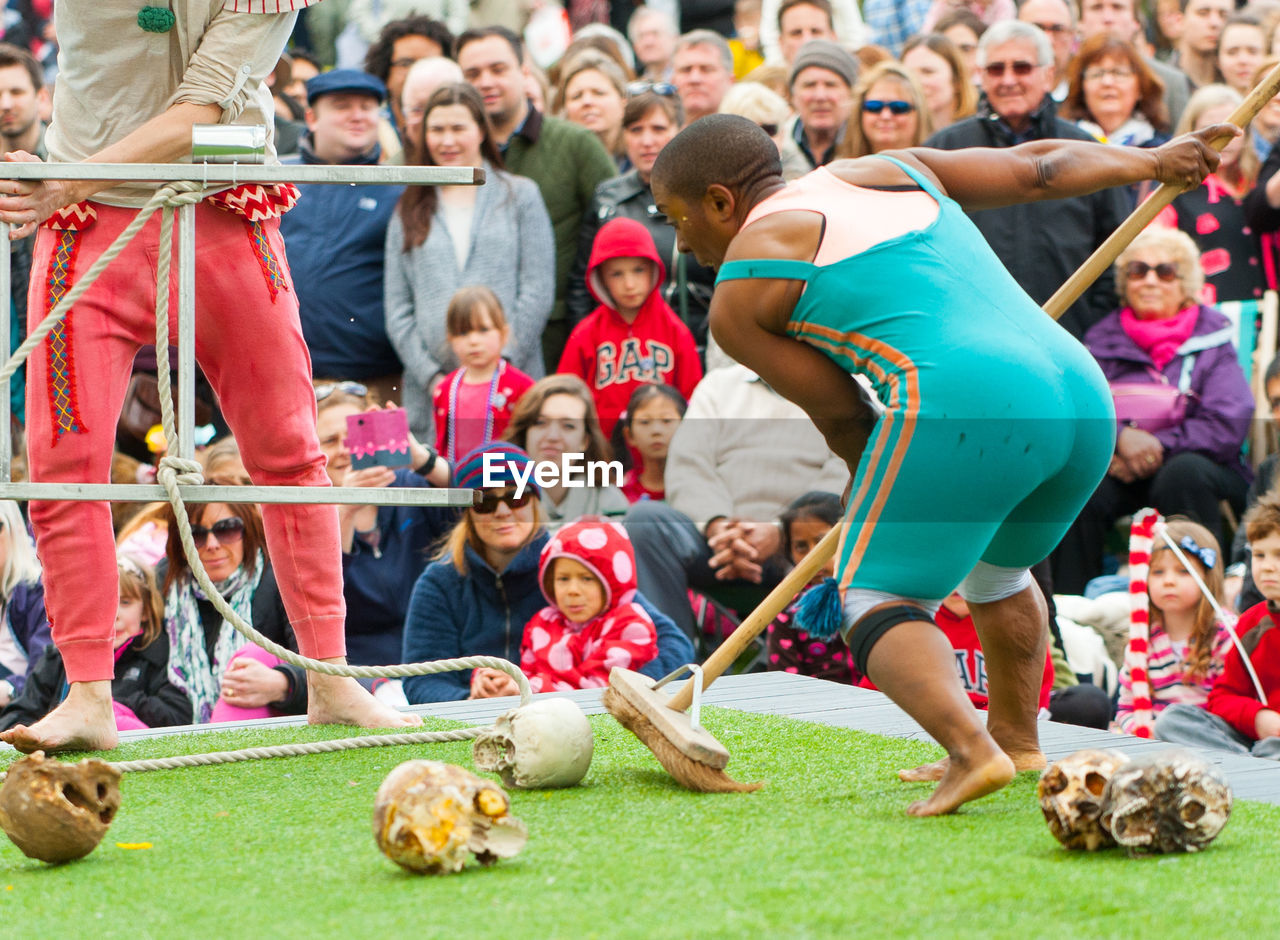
[473,697,594,789]
[1101,751,1232,854]
[372,760,527,874]
[0,751,122,864]
[1037,749,1131,851]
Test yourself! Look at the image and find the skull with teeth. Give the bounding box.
[372,760,528,874]
[0,751,122,864]
[1101,751,1232,854]
[1037,749,1131,851]
[472,697,594,789]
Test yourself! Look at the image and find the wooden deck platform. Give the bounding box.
[108,671,1280,805]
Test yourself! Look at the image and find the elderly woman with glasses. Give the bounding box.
[565,87,717,351]
[1051,228,1255,595]
[838,62,933,158]
[400,444,694,703]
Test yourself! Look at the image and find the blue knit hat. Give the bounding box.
[454,442,540,495]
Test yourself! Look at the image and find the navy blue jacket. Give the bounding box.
[401,531,694,703]
[0,580,50,697]
[341,467,457,666]
[280,138,403,378]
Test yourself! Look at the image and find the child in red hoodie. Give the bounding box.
[520,517,658,692]
[558,217,702,436]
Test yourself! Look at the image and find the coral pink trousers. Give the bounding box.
[26,202,346,682]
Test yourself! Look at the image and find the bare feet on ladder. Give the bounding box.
[0,681,119,753]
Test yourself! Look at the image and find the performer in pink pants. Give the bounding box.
[0,0,420,751]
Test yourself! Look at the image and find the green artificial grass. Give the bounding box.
[0,709,1276,939]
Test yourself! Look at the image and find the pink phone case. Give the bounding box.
[346,409,411,469]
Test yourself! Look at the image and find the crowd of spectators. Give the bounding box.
[6,0,1280,749]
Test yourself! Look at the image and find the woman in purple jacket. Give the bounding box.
[1052,228,1255,594]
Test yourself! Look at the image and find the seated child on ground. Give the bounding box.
[1156,492,1280,758]
[432,286,534,466]
[767,491,858,683]
[521,516,658,692]
[557,217,702,436]
[0,556,191,732]
[1114,515,1232,737]
[615,383,687,503]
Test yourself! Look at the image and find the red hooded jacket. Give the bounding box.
[557,217,702,436]
[520,517,658,692]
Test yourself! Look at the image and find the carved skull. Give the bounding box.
[1101,751,1233,855]
[1037,749,1131,851]
[0,751,122,864]
[372,760,527,874]
[473,697,594,789]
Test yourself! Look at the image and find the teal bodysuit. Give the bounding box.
[716,157,1115,600]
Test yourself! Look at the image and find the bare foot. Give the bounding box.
[0,681,117,753]
[898,748,1045,782]
[905,747,1015,817]
[307,673,422,729]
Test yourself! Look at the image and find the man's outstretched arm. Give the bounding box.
[898,124,1235,212]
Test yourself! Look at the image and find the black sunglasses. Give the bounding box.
[1125,261,1180,282]
[627,81,678,98]
[191,516,246,546]
[473,488,533,515]
[863,99,914,115]
[757,122,779,136]
[983,60,1037,78]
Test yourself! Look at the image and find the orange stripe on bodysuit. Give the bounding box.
[791,322,921,591]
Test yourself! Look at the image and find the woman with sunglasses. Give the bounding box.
[1050,228,1255,595]
[564,88,718,355]
[400,444,694,703]
[838,62,932,159]
[385,82,554,442]
[158,480,306,724]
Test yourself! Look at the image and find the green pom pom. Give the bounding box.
[137,7,175,33]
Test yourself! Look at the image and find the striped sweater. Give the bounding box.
[1115,621,1234,733]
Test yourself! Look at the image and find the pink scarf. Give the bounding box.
[1119,305,1200,371]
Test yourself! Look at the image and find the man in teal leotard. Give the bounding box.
[650,115,1230,816]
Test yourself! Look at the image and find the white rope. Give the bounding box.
[0,184,534,777]
[1157,527,1268,703]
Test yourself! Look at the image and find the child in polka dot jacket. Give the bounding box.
[520,517,658,692]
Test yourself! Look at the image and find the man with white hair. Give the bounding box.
[925,20,1128,339]
[629,6,680,81]
[399,55,464,141]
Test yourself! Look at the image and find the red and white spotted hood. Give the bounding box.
[537,516,637,612]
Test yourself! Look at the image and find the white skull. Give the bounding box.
[371,760,528,874]
[1037,749,1131,851]
[1101,750,1232,854]
[473,697,594,789]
